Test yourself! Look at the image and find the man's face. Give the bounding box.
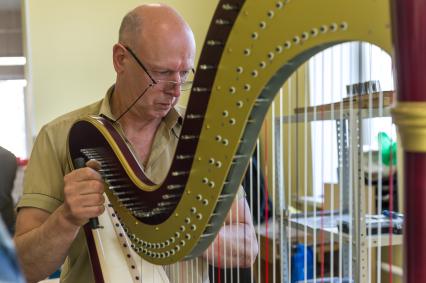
[122,36,195,120]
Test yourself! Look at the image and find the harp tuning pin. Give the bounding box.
[215,18,231,25]
[207,40,223,46]
[222,3,239,11]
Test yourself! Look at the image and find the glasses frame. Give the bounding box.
[121,44,194,91]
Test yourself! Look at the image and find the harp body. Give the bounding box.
[66,0,426,282]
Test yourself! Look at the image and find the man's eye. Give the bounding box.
[153,71,169,77]
[153,71,171,79]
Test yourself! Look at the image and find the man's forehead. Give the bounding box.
[136,37,195,69]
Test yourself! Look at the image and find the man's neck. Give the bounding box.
[110,86,164,166]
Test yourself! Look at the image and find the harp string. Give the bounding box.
[320,48,326,280]
[303,68,308,282]
[367,43,373,283]
[272,97,277,283]
[249,156,254,283]
[287,77,292,283]
[279,86,285,283]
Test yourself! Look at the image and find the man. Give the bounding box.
[14,4,258,283]
[0,146,18,234]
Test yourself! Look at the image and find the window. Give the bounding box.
[309,43,395,197]
[0,79,28,158]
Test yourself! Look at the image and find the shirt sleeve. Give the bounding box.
[17,126,67,214]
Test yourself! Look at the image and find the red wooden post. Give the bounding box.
[391,1,426,282]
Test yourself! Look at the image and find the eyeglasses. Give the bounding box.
[122,44,194,92]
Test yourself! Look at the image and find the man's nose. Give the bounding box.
[166,83,181,97]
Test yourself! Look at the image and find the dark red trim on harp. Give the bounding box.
[95,116,155,186]
[392,0,426,281]
[84,224,105,283]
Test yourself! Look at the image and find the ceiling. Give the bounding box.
[0,0,20,11]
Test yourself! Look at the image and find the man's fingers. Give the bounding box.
[78,180,105,195]
[81,193,105,207]
[86,159,102,171]
[65,167,103,183]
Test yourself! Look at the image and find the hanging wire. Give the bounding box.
[114,84,154,123]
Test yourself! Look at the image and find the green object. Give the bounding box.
[378,132,397,166]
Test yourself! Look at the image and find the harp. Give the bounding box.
[67,0,426,282]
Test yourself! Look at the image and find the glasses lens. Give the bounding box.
[154,80,193,92]
[180,81,193,91]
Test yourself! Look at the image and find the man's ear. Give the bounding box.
[112,44,126,73]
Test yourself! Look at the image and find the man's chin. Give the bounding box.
[153,107,171,117]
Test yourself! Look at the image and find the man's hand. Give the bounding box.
[60,159,105,227]
[203,196,259,268]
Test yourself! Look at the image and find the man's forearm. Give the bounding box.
[203,223,259,268]
[14,205,80,283]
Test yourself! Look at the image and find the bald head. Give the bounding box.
[112,3,196,119]
[119,4,194,48]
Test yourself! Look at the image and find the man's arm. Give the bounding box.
[203,196,259,268]
[14,163,105,283]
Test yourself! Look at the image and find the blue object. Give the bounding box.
[49,269,61,279]
[291,243,314,283]
[301,278,353,283]
[0,218,25,283]
[382,210,403,219]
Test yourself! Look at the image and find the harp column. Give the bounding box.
[391,0,426,282]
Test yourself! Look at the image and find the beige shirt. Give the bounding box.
[17,86,210,282]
